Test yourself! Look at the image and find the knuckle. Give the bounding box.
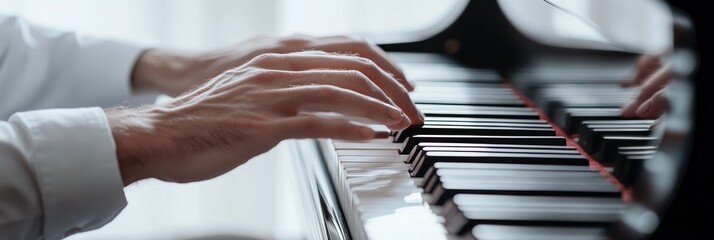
[344,69,369,81]
[353,56,379,71]
[249,53,284,67]
[310,85,341,99]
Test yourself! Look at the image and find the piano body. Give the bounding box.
[288,1,697,239]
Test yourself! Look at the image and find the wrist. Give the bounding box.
[106,107,170,186]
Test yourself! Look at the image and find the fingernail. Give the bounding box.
[418,109,426,123]
[636,100,652,117]
[401,114,412,127]
[407,81,416,91]
[388,107,403,120]
[360,127,375,138]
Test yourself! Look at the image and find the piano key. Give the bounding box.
[422,168,604,194]
[554,108,625,134]
[394,125,556,142]
[413,97,526,106]
[332,141,403,150]
[337,149,399,156]
[578,128,651,154]
[468,225,608,240]
[612,152,655,186]
[400,135,567,154]
[581,119,656,126]
[430,178,621,205]
[594,136,659,163]
[339,156,405,163]
[407,145,580,164]
[421,108,541,119]
[424,116,547,124]
[444,194,622,235]
[422,162,596,190]
[410,151,588,177]
[431,178,621,206]
[420,121,552,128]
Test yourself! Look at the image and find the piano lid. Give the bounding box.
[498,0,673,54]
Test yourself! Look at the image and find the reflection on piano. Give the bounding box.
[291,1,696,239]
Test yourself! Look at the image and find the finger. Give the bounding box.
[636,89,668,119]
[269,85,411,130]
[274,115,377,140]
[621,66,671,117]
[307,36,414,91]
[243,67,395,110]
[623,55,662,87]
[636,66,672,102]
[249,53,423,125]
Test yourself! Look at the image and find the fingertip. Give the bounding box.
[387,114,411,131]
[636,100,652,117]
[404,81,415,92]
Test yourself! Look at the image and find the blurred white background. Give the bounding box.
[0,0,462,239]
[0,0,462,51]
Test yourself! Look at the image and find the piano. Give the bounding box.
[289,1,698,239]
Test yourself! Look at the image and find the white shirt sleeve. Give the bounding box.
[0,14,147,120]
[1,108,127,240]
[0,14,148,240]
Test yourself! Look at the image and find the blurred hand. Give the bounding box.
[621,55,671,119]
[131,34,413,96]
[109,51,419,185]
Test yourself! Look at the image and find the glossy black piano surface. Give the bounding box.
[292,1,704,239]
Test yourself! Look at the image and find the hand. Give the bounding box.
[621,55,671,118]
[109,51,419,185]
[131,35,413,96]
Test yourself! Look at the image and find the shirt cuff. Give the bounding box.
[10,107,126,239]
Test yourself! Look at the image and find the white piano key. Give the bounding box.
[337,149,400,156]
[340,156,406,163]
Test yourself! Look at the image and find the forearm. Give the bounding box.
[0,15,145,118]
[131,49,233,96]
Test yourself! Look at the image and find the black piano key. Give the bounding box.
[554,108,625,134]
[424,116,547,124]
[444,194,622,235]
[410,142,576,155]
[418,104,541,119]
[423,110,541,119]
[421,162,594,189]
[431,178,621,206]
[543,100,629,119]
[581,120,656,126]
[613,152,655,186]
[413,97,526,106]
[577,124,652,144]
[468,225,608,240]
[594,136,658,163]
[410,151,588,177]
[400,135,567,154]
[420,121,552,128]
[394,125,556,143]
[408,145,579,164]
[578,128,651,154]
[422,168,603,194]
